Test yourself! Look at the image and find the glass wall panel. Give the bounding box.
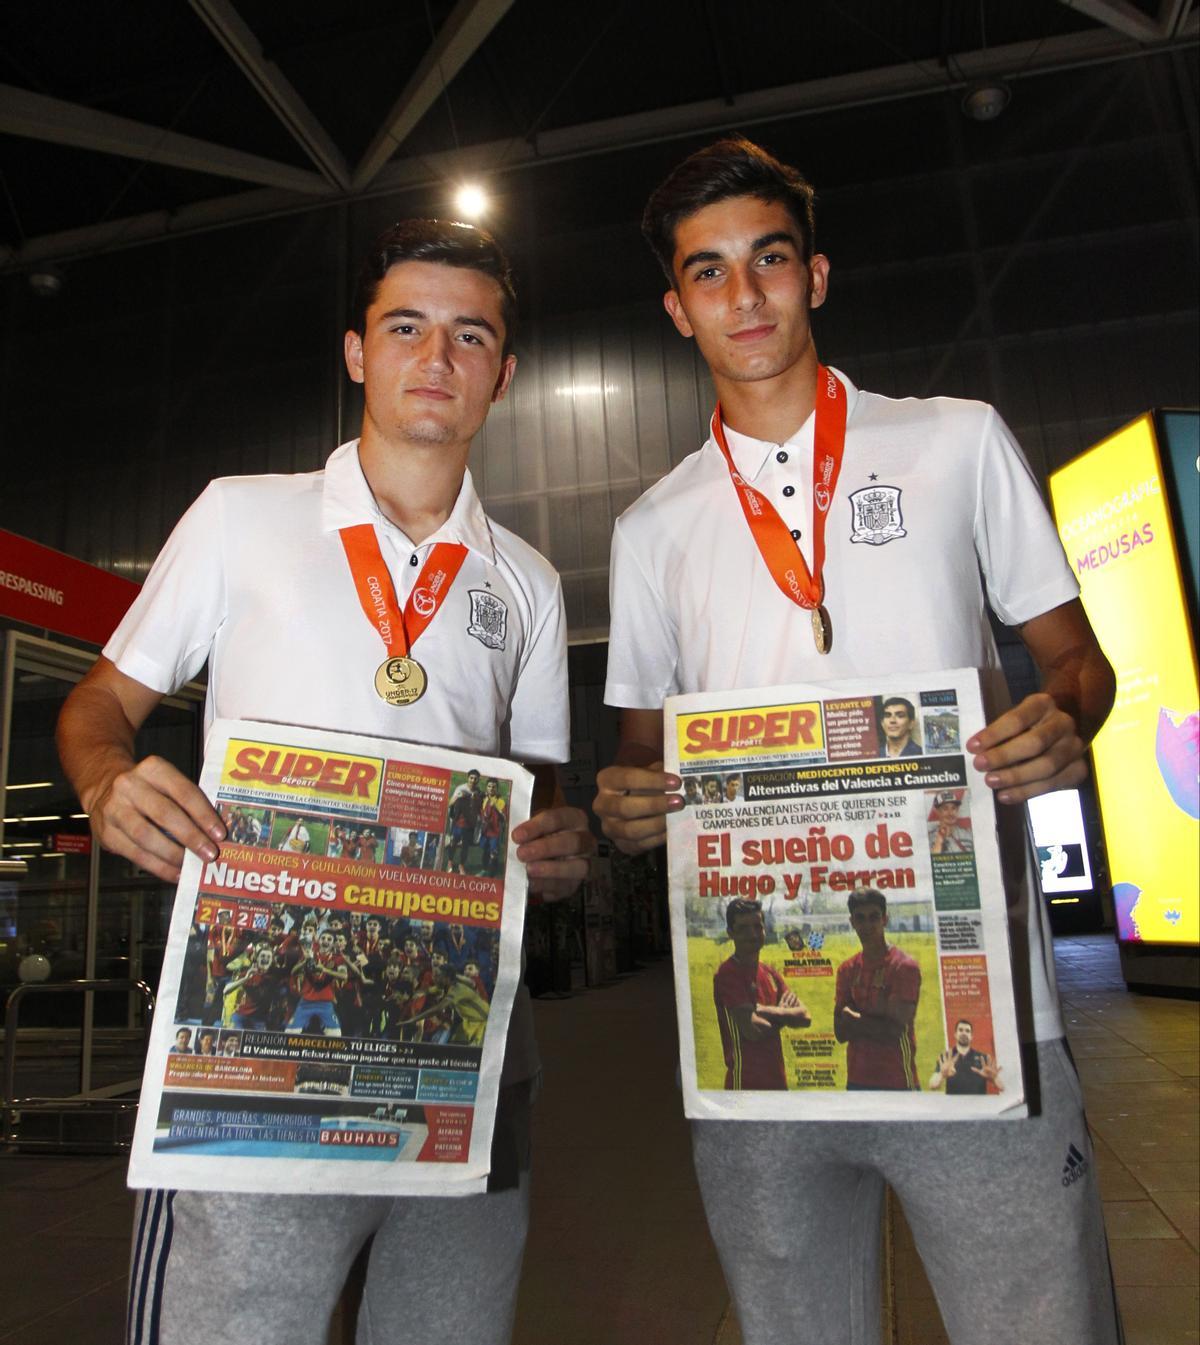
[0,634,202,1036]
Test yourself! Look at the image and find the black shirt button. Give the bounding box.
[791,528,802,540]
[782,485,795,497]
[776,450,788,463]
[409,554,419,566]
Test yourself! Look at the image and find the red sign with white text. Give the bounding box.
[52,833,92,855]
[0,528,140,647]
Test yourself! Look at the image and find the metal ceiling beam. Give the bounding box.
[0,83,334,195]
[3,25,1194,271]
[1058,0,1164,42]
[187,0,350,189]
[1166,0,1199,33]
[1158,0,1192,37]
[351,0,516,190]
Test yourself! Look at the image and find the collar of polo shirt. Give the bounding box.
[715,367,860,482]
[320,440,497,564]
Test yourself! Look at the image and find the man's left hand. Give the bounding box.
[966,691,1086,805]
[512,807,596,901]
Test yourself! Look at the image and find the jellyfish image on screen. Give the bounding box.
[1040,845,1070,885]
[1112,882,1143,942]
[1155,707,1199,820]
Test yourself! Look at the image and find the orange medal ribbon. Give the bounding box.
[710,365,847,652]
[339,525,468,704]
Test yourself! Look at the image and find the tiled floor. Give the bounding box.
[1052,938,1199,1345]
[883,936,1200,1345]
[0,935,1195,1344]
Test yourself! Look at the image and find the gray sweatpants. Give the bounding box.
[691,1039,1123,1345]
[127,1082,532,1345]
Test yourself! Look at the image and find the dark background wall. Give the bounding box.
[2,51,1197,641]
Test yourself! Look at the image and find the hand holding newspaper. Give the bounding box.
[129,719,532,1196]
[664,670,1026,1121]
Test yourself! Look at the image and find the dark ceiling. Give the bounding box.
[1,0,1195,270]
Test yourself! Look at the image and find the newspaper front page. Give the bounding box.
[665,670,1025,1122]
[128,719,532,1196]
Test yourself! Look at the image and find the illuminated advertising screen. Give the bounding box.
[1027,789,1094,898]
[1049,414,1199,946]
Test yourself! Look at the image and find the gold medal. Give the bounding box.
[341,527,467,710]
[811,604,833,655]
[374,656,428,706]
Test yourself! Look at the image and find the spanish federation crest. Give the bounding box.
[467,589,508,650]
[848,485,907,546]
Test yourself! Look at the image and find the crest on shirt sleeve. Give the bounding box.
[848,485,907,546]
[467,589,508,650]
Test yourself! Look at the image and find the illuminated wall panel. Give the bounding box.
[1049,414,1199,945]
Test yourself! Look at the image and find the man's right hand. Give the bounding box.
[87,755,225,882]
[593,762,683,855]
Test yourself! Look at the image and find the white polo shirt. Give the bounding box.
[106,439,570,1081]
[605,371,1079,1045]
[107,440,569,761]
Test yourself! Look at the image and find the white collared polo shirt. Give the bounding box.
[606,370,1077,707]
[107,440,569,764]
[605,370,1079,1045]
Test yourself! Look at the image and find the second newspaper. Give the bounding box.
[665,669,1025,1122]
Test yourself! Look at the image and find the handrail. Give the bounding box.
[3,978,155,1123]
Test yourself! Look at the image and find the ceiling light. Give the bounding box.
[554,383,619,398]
[454,184,488,219]
[5,781,54,791]
[3,814,61,823]
[28,265,65,298]
[962,81,1010,121]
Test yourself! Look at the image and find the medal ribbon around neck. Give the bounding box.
[710,363,847,617]
[339,524,468,704]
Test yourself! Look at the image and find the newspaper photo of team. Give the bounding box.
[217,768,511,878]
[218,802,386,863]
[172,904,498,1050]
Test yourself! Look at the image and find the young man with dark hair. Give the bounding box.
[58,217,593,1345]
[833,889,921,1091]
[714,898,811,1090]
[879,696,922,757]
[594,137,1119,1344]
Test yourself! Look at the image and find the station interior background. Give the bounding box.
[0,2,1197,1342]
